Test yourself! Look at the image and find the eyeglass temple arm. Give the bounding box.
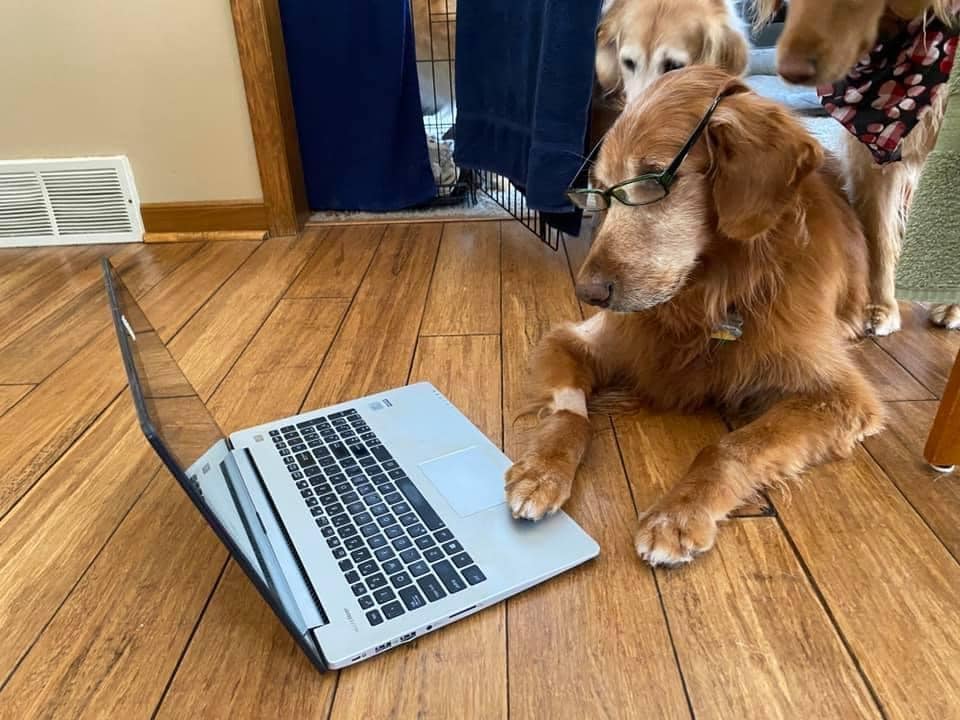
[662,95,722,182]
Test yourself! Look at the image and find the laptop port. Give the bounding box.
[399,631,416,643]
[448,605,477,620]
[375,641,392,653]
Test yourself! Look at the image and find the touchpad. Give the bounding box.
[419,446,508,517]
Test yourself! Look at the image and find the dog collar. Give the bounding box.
[710,309,744,342]
[818,13,959,164]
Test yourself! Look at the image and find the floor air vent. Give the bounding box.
[0,157,143,247]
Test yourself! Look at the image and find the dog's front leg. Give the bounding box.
[505,324,598,521]
[635,372,884,567]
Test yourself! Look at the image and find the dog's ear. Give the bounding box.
[703,23,750,77]
[707,79,824,241]
[595,9,621,94]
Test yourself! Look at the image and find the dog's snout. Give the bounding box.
[576,280,614,308]
[777,53,818,85]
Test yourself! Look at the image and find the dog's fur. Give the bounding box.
[596,0,750,104]
[505,67,883,567]
[750,0,959,333]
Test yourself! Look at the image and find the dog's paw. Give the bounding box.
[929,304,960,330]
[865,302,901,337]
[635,504,718,568]
[505,456,573,521]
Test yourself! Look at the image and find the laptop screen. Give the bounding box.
[102,259,325,669]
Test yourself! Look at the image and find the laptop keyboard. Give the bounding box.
[270,408,486,627]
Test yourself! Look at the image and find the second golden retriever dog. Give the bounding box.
[596,0,750,103]
[505,67,883,567]
[751,0,960,333]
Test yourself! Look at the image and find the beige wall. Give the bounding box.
[0,1,262,203]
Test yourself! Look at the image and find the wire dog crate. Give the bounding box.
[410,0,565,250]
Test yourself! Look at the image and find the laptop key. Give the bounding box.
[281,425,295,433]
[330,442,350,459]
[359,456,377,467]
[296,452,316,467]
[334,482,351,494]
[398,513,418,527]
[345,438,362,446]
[382,559,403,575]
[354,512,373,526]
[366,573,387,590]
[382,460,399,471]
[424,547,444,563]
[369,473,389,485]
[304,466,323,477]
[346,466,365,478]
[434,560,466,593]
[296,480,309,489]
[270,429,281,436]
[300,489,314,499]
[309,477,328,489]
[338,559,353,571]
[342,491,360,504]
[291,444,307,453]
[416,575,447,602]
[350,583,366,597]
[345,501,364,514]
[318,457,336,467]
[399,586,427,611]
[291,471,304,480]
[281,452,293,460]
[368,534,387,549]
[351,547,372,562]
[442,540,464,555]
[326,537,340,548]
[356,482,374,496]
[385,524,404,538]
[331,513,350,527]
[374,587,396,604]
[394,477,445,531]
[391,502,411,515]
[358,560,379,576]
[327,473,346,484]
[435,528,454,543]
[359,523,379,538]
[409,560,430,577]
[366,609,383,626]
[361,432,376,441]
[462,566,486,585]
[346,570,361,584]
[307,440,323,449]
[371,446,392,462]
[378,515,398,529]
[451,552,472,568]
[384,492,403,505]
[326,503,344,516]
[338,524,358,538]
[311,507,324,517]
[400,548,420,564]
[341,457,358,468]
[345,536,364,550]
[382,601,405,620]
[321,526,335,538]
[370,503,389,516]
[388,469,407,480]
[415,535,436,550]
[392,536,413,551]
[375,546,395,562]
[333,548,347,559]
[407,524,426,538]
[306,497,319,507]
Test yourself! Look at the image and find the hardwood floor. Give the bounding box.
[1,223,958,719]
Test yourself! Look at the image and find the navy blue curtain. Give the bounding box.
[279,0,436,211]
[455,1,604,234]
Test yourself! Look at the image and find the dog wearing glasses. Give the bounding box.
[505,66,883,567]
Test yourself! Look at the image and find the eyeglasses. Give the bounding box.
[565,94,723,211]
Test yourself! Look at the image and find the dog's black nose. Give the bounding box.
[778,54,817,85]
[576,281,613,307]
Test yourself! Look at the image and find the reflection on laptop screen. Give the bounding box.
[103,260,303,631]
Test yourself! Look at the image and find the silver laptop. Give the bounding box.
[103,259,598,670]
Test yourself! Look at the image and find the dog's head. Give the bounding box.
[751,0,956,85]
[596,0,749,103]
[576,66,823,313]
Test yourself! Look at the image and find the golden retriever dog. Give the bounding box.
[505,66,883,567]
[751,0,959,333]
[596,0,750,104]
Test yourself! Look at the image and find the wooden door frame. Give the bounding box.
[231,0,310,237]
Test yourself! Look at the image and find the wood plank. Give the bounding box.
[0,243,204,384]
[852,340,934,402]
[0,398,158,683]
[285,225,383,299]
[925,349,960,467]
[208,298,350,433]
[420,222,500,336]
[154,563,335,720]
[875,302,960,397]
[773,447,960,719]
[0,244,113,302]
[168,235,319,400]
[501,221,690,720]
[0,470,227,718]
[0,385,31,417]
[140,200,268,233]
[863,400,960,558]
[659,518,880,720]
[303,223,442,408]
[329,335,507,720]
[155,299,346,719]
[0,327,126,519]
[0,244,142,353]
[615,411,772,518]
[139,240,258,343]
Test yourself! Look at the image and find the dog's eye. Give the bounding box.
[662,58,685,73]
[621,57,637,73]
